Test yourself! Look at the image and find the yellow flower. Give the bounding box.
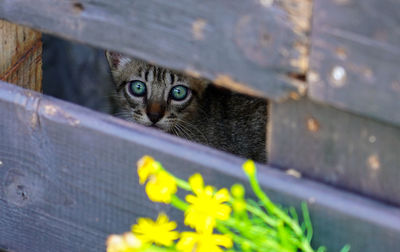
[146,170,177,203]
[106,233,142,252]
[231,184,245,199]
[184,173,231,232]
[242,160,256,176]
[132,212,179,246]
[137,155,162,184]
[232,199,246,214]
[176,230,233,252]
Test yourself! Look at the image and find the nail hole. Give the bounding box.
[73,2,84,13]
[260,33,271,47]
[17,185,28,200]
[335,47,347,60]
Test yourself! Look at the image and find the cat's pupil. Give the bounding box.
[106,53,267,162]
[171,85,188,101]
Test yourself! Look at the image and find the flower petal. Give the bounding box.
[214,188,230,203]
[189,173,204,195]
[177,232,197,252]
[137,156,162,184]
[132,213,179,247]
[185,194,197,204]
[145,171,177,203]
[204,186,214,197]
[213,234,233,248]
[106,233,143,252]
[156,212,169,224]
[216,204,231,220]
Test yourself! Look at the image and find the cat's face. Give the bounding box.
[106,51,207,133]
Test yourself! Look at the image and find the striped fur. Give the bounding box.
[106,52,267,162]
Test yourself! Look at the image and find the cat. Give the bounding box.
[106,51,267,162]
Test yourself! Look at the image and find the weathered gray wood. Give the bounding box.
[269,97,400,206]
[309,0,400,126]
[0,0,311,100]
[0,81,400,251]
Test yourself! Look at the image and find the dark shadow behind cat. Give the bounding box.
[106,52,267,162]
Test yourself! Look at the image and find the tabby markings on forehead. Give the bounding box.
[137,66,143,78]
[156,67,163,83]
[165,71,174,85]
[144,67,154,82]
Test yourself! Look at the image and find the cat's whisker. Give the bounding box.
[175,119,209,145]
[113,111,135,121]
[107,51,266,162]
[171,127,178,137]
[178,124,195,141]
[174,123,193,141]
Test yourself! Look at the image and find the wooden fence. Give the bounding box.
[0,0,399,251]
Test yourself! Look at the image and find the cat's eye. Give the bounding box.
[170,85,189,101]
[128,80,147,97]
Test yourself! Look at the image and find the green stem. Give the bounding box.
[170,194,189,211]
[216,223,259,251]
[223,217,303,250]
[301,202,313,242]
[164,170,192,191]
[300,239,314,252]
[340,244,351,252]
[223,217,274,236]
[245,200,278,227]
[247,172,303,237]
[217,222,294,252]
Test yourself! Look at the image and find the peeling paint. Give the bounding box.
[42,104,80,126]
[308,71,320,83]
[289,92,300,100]
[367,154,380,171]
[286,169,302,178]
[307,117,320,132]
[184,68,201,78]
[44,105,58,116]
[192,19,206,40]
[214,74,260,97]
[278,0,312,73]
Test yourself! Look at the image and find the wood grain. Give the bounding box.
[0,0,311,100]
[0,81,399,252]
[269,97,400,206]
[309,0,400,126]
[0,20,42,92]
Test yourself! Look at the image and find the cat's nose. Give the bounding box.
[146,103,164,124]
[147,112,163,124]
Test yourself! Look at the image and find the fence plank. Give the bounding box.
[0,0,310,100]
[309,0,400,126]
[269,97,400,206]
[0,20,42,92]
[0,81,399,251]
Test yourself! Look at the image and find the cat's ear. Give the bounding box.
[105,51,132,71]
